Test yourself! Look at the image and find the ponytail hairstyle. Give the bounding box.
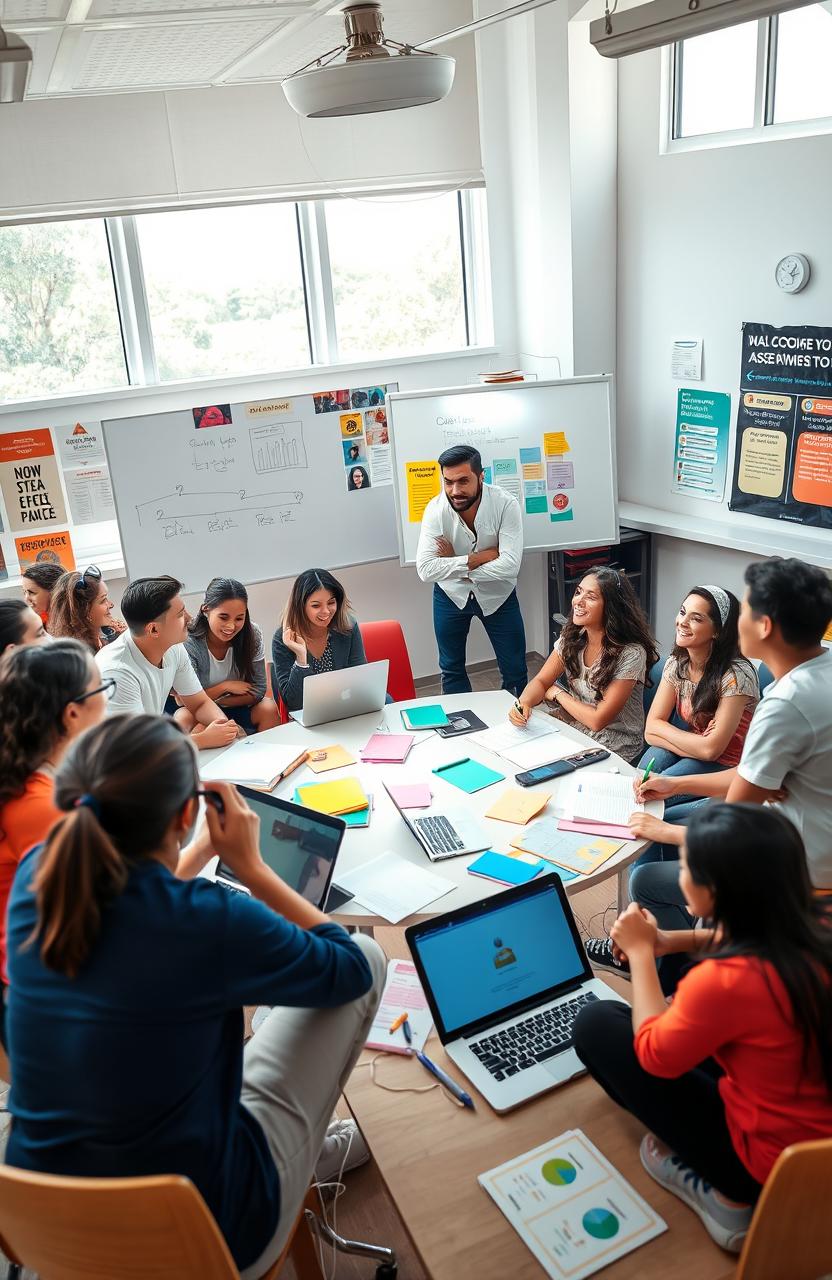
[29,715,199,979]
[0,640,94,830]
[188,576,256,683]
[559,566,659,701]
[48,570,101,653]
[672,586,756,731]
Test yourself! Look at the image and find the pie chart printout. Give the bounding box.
[582,1207,620,1240]
[542,1158,578,1187]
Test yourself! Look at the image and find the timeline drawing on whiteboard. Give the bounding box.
[135,486,304,539]
[250,421,307,474]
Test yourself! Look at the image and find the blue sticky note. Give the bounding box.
[432,757,505,794]
[483,466,493,484]
[520,447,542,465]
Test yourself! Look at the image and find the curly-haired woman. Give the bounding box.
[510,566,659,763]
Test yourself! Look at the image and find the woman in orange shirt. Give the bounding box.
[573,804,832,1254]
[0,640,112,1045]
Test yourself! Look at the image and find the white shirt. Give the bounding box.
[96,631,202,716]
[738,650,832,889]
[206,627,265,685]
[415,484,524,616]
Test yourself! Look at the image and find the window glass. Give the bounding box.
[325,192,467,362]
[0,220,127,402]
[677,21,759,136]
[137,204,310,382]
[772,5,832,124]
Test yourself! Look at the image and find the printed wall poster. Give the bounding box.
[0,428,67,530]
[671,388,730,502]
[65,466,116,525]
[56,421,106,468]
[15,530,75,574]
[729,322,832,528]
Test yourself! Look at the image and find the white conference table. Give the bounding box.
[199,690,662,927]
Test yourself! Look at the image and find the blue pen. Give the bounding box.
[416,1050,476,1110]
[402,1016,413,1048]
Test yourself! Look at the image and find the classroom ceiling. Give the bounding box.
[5,0,469,98]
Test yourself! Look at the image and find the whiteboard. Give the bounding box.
[102,387,398,592]
[387,376,618,565]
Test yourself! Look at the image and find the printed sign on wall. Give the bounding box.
[0,428,67,530]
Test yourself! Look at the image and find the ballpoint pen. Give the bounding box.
[641,757,655,786]
[415,1050,475,1110]
[401,1017,413,1048]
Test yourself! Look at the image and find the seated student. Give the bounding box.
[573,804,832,1254]
[48,566,125,652]
[97,575,237,750]
[640,585,759,807]
[184,577,280,734]
[21,562,65,627]
[0,639,111,1047]
[5,715,385,1278]
[272,569,367,713]
[0,599,49,655]
[510,567,658,764]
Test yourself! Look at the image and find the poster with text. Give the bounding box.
[56,420,106,468]
[0,428,67,531]
[729,321,832,528]
[672,388,730,502]
[14,530,75,574]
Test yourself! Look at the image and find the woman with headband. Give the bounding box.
[639,585,759,807]
[510,565,658,763]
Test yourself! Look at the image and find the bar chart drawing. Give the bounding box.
[250,421,307,474]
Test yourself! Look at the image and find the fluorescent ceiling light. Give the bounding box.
[590,0,817,56]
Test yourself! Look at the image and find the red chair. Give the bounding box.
[359,620,416,703]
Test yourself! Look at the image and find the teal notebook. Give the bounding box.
[432,757,504,794]
[293,785,372,828]
[401,704,450,729]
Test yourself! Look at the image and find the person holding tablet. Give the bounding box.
[574,804,832,1254]
[185,577,280,734]
[5,715,385,1279]
[0,600,49,655]
[48,566,125,652]
[272,569,367,713]
[510,566,658,764]
[640,585,758,804]
[20,562,65,627]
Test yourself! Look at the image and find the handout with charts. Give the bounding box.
[479,1129,666,1280]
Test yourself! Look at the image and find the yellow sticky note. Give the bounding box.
[406,460,441,523]
[484,787,551,825]
[522,462,544,480]
[296,777,368,816]
[544,431,570,456]
[305,745,357,774]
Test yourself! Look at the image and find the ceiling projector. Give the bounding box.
[282,3,455,118]
[0,24,32,103]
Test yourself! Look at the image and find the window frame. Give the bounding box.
[662,11,832,153]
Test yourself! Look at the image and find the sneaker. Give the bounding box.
[585,937,630,975]
[315,1118,370,1183]
[639,1134,752,1253]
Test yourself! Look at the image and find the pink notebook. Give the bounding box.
[360,733,414,763]
[385,782,432,809]
[558,818,632,839]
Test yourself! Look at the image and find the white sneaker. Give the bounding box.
[315,1118,369,1183]
[640,1134,753,1253]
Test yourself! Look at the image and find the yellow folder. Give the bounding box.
[484,787,551,825]
[296,776,369,816]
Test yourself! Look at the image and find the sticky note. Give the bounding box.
[432,758,504,794]
[305,745,356,773]
[544,431,570,455]
[484,787,552,825]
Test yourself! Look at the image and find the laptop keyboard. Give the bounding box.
[412,814,465,859]
[468,992,599,1080]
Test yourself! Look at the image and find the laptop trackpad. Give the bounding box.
[542,1048,585,1081]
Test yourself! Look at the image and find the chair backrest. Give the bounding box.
[642,655,666,716]
[0,1167,240,1280]
[266,661,290,724]
[735,1138,832,1280]
[359,620,416,702]
[756,660,775,694]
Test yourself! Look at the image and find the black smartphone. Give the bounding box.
[197,788,225,814]
[515,748,610,787]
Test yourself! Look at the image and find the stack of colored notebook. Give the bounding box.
[360,733,414,763]
[295,776,369,816]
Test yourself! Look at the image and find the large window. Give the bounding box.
[671,4,832,143]
[0,188,486,405]
[0,219,128,402]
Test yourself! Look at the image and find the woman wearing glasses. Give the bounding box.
[0,639,113,1047]
[48,566,126,652]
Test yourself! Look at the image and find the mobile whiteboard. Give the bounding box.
[387,376,618,565]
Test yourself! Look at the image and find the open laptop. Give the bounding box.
[405,874,627,1111]
[213,787,353,912]
[289,660,389,728]
[384,779,491,862]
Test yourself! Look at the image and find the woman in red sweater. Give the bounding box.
[573,803,832,1254]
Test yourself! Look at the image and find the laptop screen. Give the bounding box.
[216,791,343,909]
[408,878,587,1040]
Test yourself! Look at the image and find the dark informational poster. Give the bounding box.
[729,321,832,529]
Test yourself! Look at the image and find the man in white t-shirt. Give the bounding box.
[97,575,237,751]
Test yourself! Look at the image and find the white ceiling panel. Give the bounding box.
[4,0,70,19]
[86,0,314,16]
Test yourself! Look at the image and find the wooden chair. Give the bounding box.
[0,1167,324,1280]
[359,620,416,703]
[734,1138,832,1280]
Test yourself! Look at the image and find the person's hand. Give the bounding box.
[435,536,455,558]
[199,719,239,749]
[763,785,789,803]
[509,699,532,727]
[477,547,499,564]
[223,680,256,698]
[611,902,658,957]
[702,717,717,737]
[633,772,677,804]
[628,811,679,843]
[282,627,308,666]
[202,783,263,886]
[545,684,565,704]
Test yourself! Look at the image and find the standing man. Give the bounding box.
[416,445,527,696]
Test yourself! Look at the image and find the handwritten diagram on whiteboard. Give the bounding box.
[250,421,307,474]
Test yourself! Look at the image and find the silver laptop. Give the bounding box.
[406,874,627,1111]
[289,659,389,727]
[383,779,490,862]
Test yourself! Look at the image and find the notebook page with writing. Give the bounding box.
[560,774,644,827]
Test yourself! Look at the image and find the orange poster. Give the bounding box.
[0,427,67,530]
[14,531,76,574]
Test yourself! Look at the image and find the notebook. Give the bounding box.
[365,958,433,1055]
[383,781,432,809]
[295,776,369,816]
[360,733,415,763]
[558,774,643,836]
[294,784,372,828]
[401,704,450,730]
[432,757,505,794]
[199,740,308,791]
[484,787,551,825]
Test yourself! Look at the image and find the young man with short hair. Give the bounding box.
[96,576,237,750]
[415,444,527,696]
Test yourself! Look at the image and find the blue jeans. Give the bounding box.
[432,584,527,697]
[629,857,698,994]
[630,798,706,869]
[637,745,724,808]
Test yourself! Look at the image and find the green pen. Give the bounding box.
[642,757,656,785]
